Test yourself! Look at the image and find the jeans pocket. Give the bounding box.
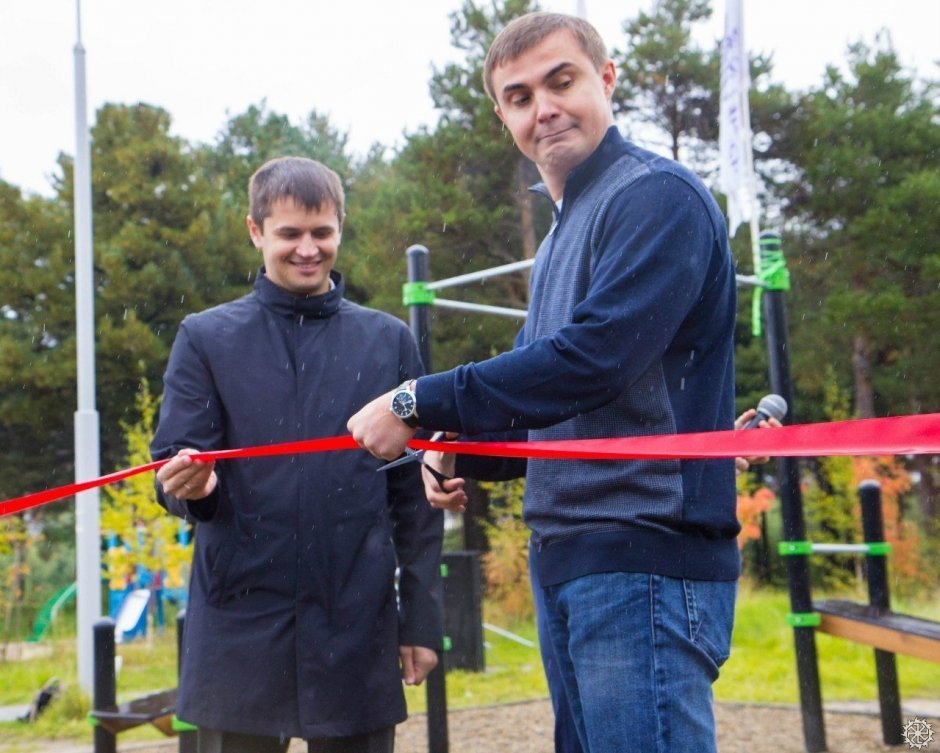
[684,579,736,668]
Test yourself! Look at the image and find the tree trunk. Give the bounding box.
[515,160,537,262]
[852,335,875,418]
[462,480,491,553]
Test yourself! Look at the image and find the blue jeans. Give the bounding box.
[531,546,584,753]
[539,571,736,753]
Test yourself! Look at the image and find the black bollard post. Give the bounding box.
[858,481,903,745]
[92,619,117,753]
[426,651,449,753]
[176,609,197,753]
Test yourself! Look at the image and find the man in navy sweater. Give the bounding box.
[350,12,738,753]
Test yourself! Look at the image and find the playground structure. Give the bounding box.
[82,234,939,753]
[26,581,77,643]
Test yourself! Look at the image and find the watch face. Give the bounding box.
[391,390,416,418]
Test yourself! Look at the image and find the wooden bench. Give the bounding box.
[89,688,178,736]
[814,599,940,663]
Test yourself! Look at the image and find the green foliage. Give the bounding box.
[0,513,28,641]
[798,371,859,589]
[0,180,77,503]
[478,478,532,622]
[613,0,719,163]
[100,375,192,593]
[781,37,940,421]
[376,0,547,371]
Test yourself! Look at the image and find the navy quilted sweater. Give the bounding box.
[418,127,740,585]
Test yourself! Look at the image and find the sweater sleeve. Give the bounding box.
[150,319,224,522]
[416,172,720,435]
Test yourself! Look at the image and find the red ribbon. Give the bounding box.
[3,414,939,519]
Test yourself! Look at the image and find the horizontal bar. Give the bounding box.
[809,543,872,554]
[433,298,528,319]
[734,274,766,288]
[483,622,536,648]
[427,259,535,290]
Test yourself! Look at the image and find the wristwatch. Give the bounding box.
[390,380,420,428]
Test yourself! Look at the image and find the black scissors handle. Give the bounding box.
[377,447,453,488]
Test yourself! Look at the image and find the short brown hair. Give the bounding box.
[483,12,609,101]
[248,157,345,230]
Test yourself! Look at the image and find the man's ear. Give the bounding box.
[246,214,263,248]
[494,103,506,125]
[601,59,617,99]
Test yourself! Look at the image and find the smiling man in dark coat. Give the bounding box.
[151,157,443,753]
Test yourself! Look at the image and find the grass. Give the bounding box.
[716,584,940,704]
[1,587,939,749]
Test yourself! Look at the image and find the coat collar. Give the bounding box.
[529,125,630,216]
[254,268,345,319]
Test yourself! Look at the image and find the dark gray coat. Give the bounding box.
[151,271,443,739]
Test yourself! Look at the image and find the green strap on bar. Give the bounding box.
[787,612,821,628]
[759,234,790,292]
[443,636,452,652]
[403,281,435,307]
[87,713,99,728]
[779,540,813,556]
[753,231,791,337]
[866,541,892,556]
[172,715,198,732]
[440,563,448,578]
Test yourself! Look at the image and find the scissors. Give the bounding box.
[377,447,453,488]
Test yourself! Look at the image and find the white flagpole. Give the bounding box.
[719,0,761,278]
[73,0,102,694]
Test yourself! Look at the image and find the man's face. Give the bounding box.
[246,198,341,297]
[492,29,615,197]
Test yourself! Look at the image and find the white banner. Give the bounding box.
[719,0,756,237]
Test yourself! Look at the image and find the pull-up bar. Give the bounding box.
[405,249,768,324]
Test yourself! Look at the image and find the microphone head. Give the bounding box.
[757,393,788,421]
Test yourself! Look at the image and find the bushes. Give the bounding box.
[478,478,533,622]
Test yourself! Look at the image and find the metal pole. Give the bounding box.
[92,619,116,753]
[761,231,827,753]
[858,481,902,745]
[405,245,432,371]
[404,244,448,752]
[176,609,197,753]
[73,0,102,695]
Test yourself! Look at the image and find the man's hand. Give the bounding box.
[347,389,416,460]
[422,448,469,513]
[399,645,438,686]
[734,409,783,472]
[156,449,217,500]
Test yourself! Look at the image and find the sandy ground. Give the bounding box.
[12,699,936,753]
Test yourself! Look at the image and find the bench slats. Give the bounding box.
[814,599,940,663]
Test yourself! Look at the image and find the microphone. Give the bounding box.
[743,394,788,429]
